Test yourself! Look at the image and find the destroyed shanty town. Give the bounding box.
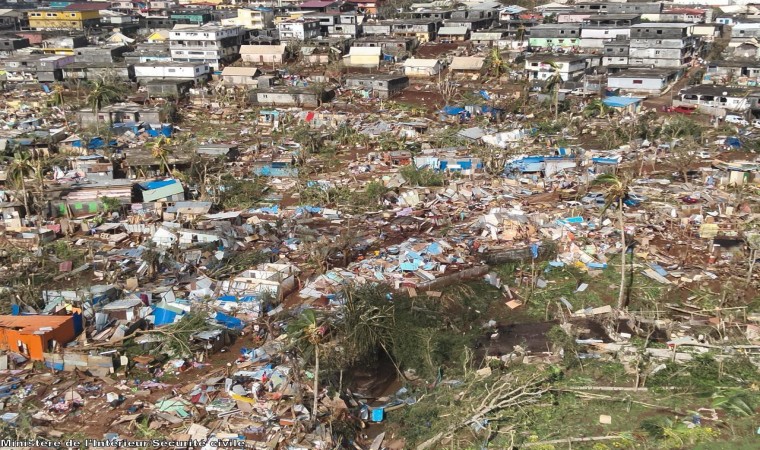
[2,1,760,450]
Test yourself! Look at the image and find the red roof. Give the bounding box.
[300,0,339,8]
[64,2,111,11]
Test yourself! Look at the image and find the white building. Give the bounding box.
[169,25,244,70]
[343,46,382,67]
[134,62,210,84]
[607,68,679,94]
[403,58,443,77]
[220,7,274,30]
[277,19,320,41]
[524,55,588,82]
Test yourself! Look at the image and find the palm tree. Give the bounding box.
[582,98,612,119]
[340,285,403,379]
[50,83,70,129]
[542,62,563,121]
[288,309,326,424]
[6,151,35,222]
[485,47,509,79]
[86,77,123,134]
[516,25,526,46]
[151,136,172,176]
[593,172,631,309]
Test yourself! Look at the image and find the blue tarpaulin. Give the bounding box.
[592,157,620,165]
[603,96,641,108]
[725,137,741,148]
[143,179,178,190]
[441,106,466,115]
[153,307,178,326]
[88,137,104,149]
[215,312,244,330]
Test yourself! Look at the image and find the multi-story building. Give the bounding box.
[628,23,697,68]
[27,9,101,31]
[220,7,274,30]
[524,54,595,82]
[603,37,630,66]
[169,9,214,26]
[277,18,320,40]
[580,14,639,49]
[529,24,581,50]
[0,9,24,30]
[169,25,244,70]
[146,0,178,16]
[344,0,382,15]
[390,19,441,44]
[4,54,74,82]
[574,2,662,15]
[110,1,143,14]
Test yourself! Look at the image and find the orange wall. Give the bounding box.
[0,317,77,360]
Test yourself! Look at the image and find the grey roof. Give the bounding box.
[438,26,469,35]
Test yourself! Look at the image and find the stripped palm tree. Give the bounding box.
[288,309,326,424]
[150,136,172,175]
[593,173,631,309]
[542,61,563,121]
[6,151,35,221]
[485,47,509,79]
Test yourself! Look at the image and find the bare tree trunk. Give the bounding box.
[20,177,30,226]
[312,345,320,425]
[617,198,627,309]
[747,249,756,285]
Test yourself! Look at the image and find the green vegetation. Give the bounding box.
[400,165,446,187]
[219,174,268,210]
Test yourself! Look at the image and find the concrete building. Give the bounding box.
[240,44,287,65]
[169,25,244,70]
[253,86,329,107]
[0,37,30,54]
[345,74,409,99]
[574,2,662,15]
[27,9,101,31]
[704,59,760,85]
[4,54,74,82]
[221,7,274,30]
[62,63,133,81]
[524,54,589,82]
[529,24,581,49]
[277,18,320,40]
[220,66,261,86]
[628,23,697,68]
[76,103,166,126]
[450,56,485,74]
[390,19,441,43]
[403,58,443,77]
[580,14,639,49]
[607,68,680,93]
[134,61,210,84]
[438,26,469,42]
[343,46,381,67]
[677,85,754,114]
[603,37,630,67]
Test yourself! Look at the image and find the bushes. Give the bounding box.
[400,165,446,187]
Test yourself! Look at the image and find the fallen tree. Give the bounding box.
[416,373,552,450]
